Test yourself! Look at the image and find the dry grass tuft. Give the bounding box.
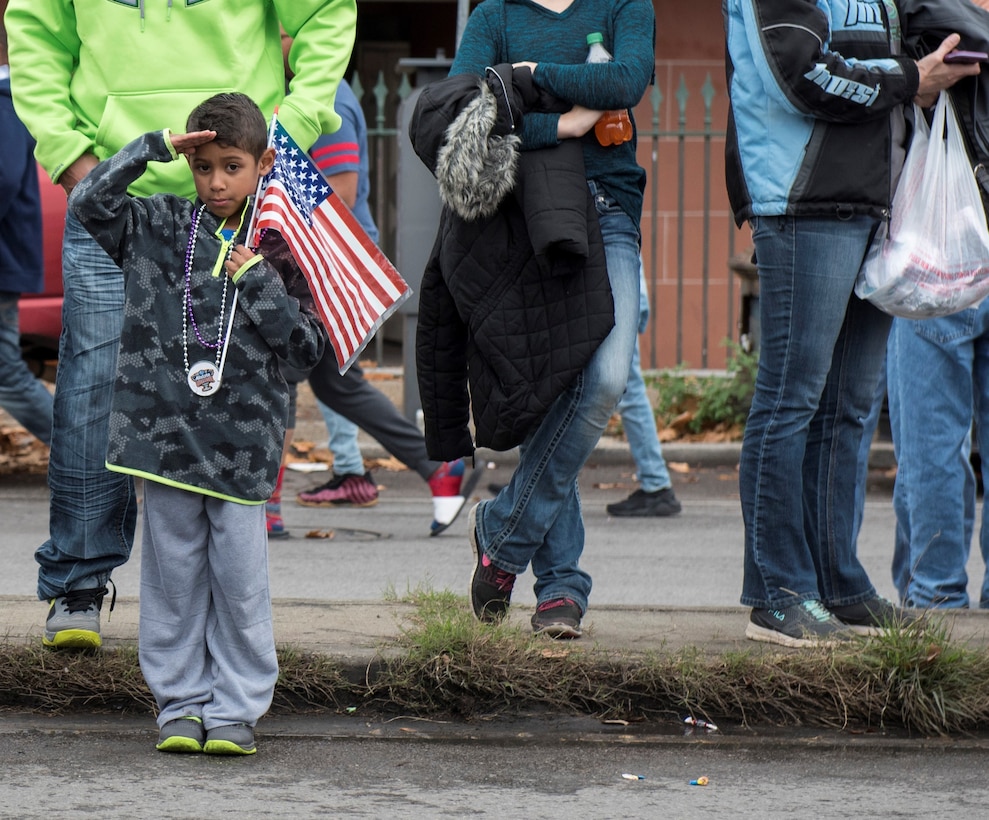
[3,596,989,737]
[0,644,154,714]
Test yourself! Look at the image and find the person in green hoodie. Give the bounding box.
[4,0,356,650]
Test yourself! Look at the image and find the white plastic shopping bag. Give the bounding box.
[855,94,989,318]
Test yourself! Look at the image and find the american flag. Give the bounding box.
[251,120,410,373]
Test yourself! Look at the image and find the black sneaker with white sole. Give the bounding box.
[745,600,853,648]
[531,597,583,639]
[829,596,917,636]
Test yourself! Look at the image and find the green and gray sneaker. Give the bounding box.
[204,723,257,756]
[746,600,852,648]
[43,585,113,650]
[156,717,205,754]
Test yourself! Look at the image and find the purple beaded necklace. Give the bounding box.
[182,204,235,396]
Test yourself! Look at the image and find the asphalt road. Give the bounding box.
[1,454,983,609]
[3,713,989,818]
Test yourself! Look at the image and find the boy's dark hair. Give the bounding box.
[186,92,268,159]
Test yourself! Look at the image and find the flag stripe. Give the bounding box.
[255,198,364,357]
[316,198,405,299]
[256,206,364,363]
[258,198,360,346]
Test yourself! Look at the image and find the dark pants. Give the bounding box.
[305,352,441,481]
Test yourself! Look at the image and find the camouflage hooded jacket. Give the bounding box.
[68,130,324,504]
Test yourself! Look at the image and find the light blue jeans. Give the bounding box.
[887,305,989,608]
[317,399,364,476]
[473,185,641,614]
[616,266,672,492]
[35,213,137,600]
[0,292,53,445]
[740,215,891,610]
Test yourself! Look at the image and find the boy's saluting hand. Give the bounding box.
[169,130,218,156]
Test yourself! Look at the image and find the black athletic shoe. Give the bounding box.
[606,487,682,517]
[531,597,583,639]
[746,600,853,648]
[468,503,516,622]
[829,596,917,636]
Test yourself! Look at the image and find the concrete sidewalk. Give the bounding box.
[5,596,989,664]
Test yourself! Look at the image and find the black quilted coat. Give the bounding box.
[410,65,615,460]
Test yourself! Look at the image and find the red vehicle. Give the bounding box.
[19,165,65,372]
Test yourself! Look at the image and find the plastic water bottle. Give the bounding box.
[586,32,633,147]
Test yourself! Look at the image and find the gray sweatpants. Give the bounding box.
[138,482,278,730]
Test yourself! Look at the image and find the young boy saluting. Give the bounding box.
[68,92,325,755]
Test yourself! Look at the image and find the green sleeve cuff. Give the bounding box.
[163,129,179,160]
[232,253,264,283]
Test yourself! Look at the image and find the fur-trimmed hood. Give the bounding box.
[409,64,568,221]
[434,81,519,220]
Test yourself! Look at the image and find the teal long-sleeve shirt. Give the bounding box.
[450,0,655,225]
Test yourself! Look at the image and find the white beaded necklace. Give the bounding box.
[182,204,239,396]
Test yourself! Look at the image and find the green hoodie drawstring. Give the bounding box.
[138,1,172,31]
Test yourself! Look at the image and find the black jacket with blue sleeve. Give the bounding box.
[724,0,920,224]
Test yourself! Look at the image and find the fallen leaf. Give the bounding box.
[367,456,406,472]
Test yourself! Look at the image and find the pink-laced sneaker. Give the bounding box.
[297,472,379,507]
[468,503,516,621]
[531,597,583,639]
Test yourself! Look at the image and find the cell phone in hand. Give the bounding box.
[944,49,989,64]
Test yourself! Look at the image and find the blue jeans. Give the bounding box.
[851,358,887,547]
[474,185,641,614]
[887,306,989,608]
[35,212,137,599]
[740,215,892,610]
[0,292,53,445]
[616,265,672,492]
[317,399,365,476]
